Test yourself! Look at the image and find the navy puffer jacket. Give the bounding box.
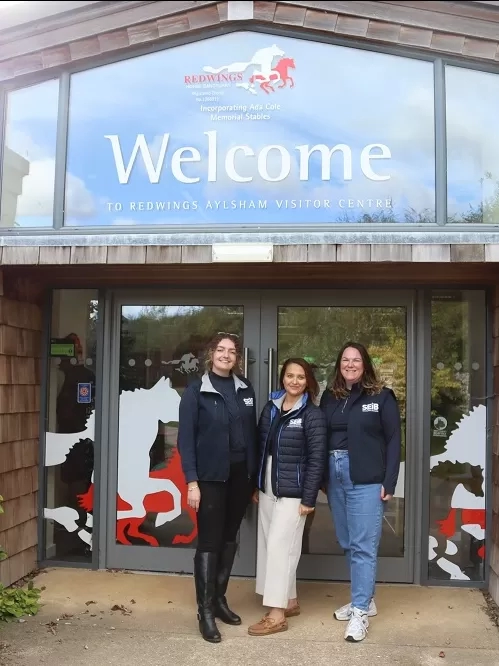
[256,390,327,508]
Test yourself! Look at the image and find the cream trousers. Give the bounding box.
[255,456,306,609]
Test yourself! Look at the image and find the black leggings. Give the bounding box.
[197,462,253,552]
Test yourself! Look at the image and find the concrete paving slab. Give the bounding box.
[0,568,498,665]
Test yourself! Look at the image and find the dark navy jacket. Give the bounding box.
[320,386,401,495]
[257,390,327,508]
[177,372,258,483]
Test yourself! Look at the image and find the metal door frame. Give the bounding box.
[259,289,420,584]
[100,287,422,584]
[103,289,262,576]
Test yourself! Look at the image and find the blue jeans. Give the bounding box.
[327,450,384,612]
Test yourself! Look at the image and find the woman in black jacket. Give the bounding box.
[248,358,327,637]
[320,341,401,644]
[177,332,258,644]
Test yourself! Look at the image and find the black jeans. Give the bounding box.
[197,461,253,552]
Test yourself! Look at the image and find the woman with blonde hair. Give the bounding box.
[178,333,258,643]
[320,341,401,643]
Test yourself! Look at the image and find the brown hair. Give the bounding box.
[329,341,384,399]
[204,332,243,375]
[279,357,320,401]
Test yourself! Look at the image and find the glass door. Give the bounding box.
[260,290,417,583]
[105,290,261,575]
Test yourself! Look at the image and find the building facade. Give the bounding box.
[0,0,498,600]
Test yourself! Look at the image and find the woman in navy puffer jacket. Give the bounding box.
[248,357,327,637]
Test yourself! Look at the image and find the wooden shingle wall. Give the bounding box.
[2,1,499,84]
[0,243,497,267]
[0,271,42,587]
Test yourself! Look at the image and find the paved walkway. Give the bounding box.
[1,568,498,665]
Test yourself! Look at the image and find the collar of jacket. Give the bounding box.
[200,371,248,394]
[270,389,308,414]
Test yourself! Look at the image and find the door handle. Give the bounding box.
[243,347,256,376]
[267,347,275,397]
[243,347,249,377]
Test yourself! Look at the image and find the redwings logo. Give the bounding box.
[197,44,296,96]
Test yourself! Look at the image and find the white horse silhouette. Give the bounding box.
[430,404,486,515]
[163,353,199,374]
[116,376,181,526]
[203,44,284,77]
[44,376,183,546]
[429,404,486,579]
[44,411,95,466]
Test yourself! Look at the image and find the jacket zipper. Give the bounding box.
[275,423,284,496]
[258,404,277,488]
[341,396,349,413]
[274,401,306,498]
[212,390,230,482]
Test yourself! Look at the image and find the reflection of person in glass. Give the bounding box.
[248,358,327,637]
[56,333,95,434]
[56,333,95,486]
[177,333,258,644]
[320,342,401,643]
[56,332,95,556]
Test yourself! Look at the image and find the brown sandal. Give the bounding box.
[285,604,301,618]
[248,615,288,636]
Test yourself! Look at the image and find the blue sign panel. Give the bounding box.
[64,32,436,226]
[77,382,92,404]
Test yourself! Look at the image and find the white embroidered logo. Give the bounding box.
[243,397,254,406]
[289,418,303,427]
[362,403,379,413]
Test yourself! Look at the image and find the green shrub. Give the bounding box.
[0,494,42,622]
[0,581,41,623]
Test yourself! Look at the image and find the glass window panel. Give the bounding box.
[64,32,435,227]
[115,305,243,549]
[446,66,499,224]
[276,306,407,558]
[0,80,59,228]
[428,291,486,581]
[44,290,98,562]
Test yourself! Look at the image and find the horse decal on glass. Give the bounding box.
[44,377,198,550]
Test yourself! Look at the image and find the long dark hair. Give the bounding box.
[279,357,319,401]
[329,341,383,399]
[204,332,242,374]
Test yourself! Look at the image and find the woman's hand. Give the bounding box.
[381,486,393,502]
[299,504,315,516]
[251,490,259,504]
[187,483,201,512]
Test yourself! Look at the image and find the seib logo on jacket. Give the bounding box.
[243,397,254,406]
[289,418,303,427]
[362,403,379,413]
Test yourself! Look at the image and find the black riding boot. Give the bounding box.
[214,542,242,625]
[194,551,221,643]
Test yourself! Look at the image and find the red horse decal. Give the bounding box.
[249,56,296,94]
[78,448,198,547]
[437,508,486,559]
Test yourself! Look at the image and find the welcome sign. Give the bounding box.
[65,32,436,226]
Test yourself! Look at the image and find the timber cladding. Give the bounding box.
[1,1,499,84]
[0,271,42,587]
[0,243,497,269]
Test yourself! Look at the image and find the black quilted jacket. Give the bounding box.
[256,391,327,507]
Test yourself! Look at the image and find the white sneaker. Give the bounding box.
[344,607,369,642]
[334,598,377,621]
